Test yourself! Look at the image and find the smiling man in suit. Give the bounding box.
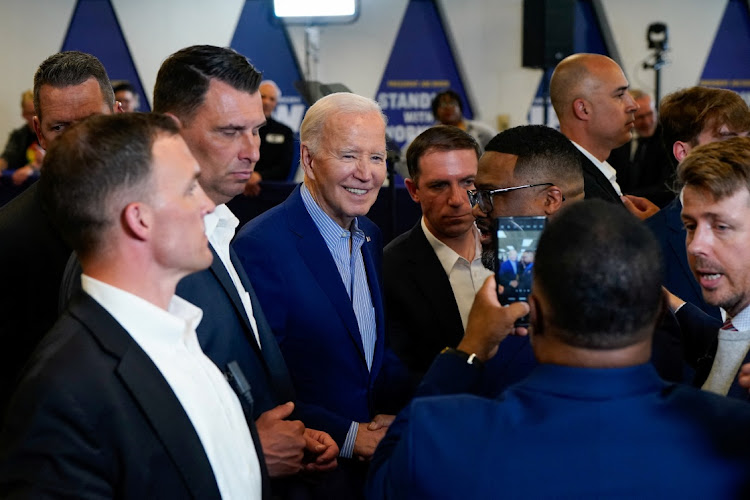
[234,92,405,498]
[383,125,489,379]
[0,113,266,498]
[153,45,338,489]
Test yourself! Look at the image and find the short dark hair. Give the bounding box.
[660,87,750,166]
[112,80,136,94]
[431,89,463,119]
[406,125,480,182]
[153,45,262,122]
[484,125,583,198]
[39,113,180,258]
[678,136,750,202]
[534,199,663,349]
[33,51,115,122]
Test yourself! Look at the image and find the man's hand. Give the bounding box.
[663,287,686,313]
[738,363,750,392]
[621,194,659,220]
[11,166,35,186]
[353,422,388,460]
[302,428,338,472]
[243,171,262,197]
[367,414,395,431]
[255,402,306,477]
[458,275,530,362]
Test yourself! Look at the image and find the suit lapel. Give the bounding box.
[286,188,367,363]
[70,294,222,499]
[407,224,464,338]
[580,152,621,202]
[208,244,263,356]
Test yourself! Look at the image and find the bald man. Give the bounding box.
[550,53,657,219]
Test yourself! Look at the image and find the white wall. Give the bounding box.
[0,0,728,145]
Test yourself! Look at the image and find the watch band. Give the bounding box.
[441,347,482,366]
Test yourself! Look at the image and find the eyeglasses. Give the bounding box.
[467,183,554,213]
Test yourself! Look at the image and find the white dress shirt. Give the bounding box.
[571,140,623,196]
[422,218,493,330]
[81,275,262,499]
[204,203,261,347]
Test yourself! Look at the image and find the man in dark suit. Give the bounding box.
[549,53,658,220]
[675,137,750,400]
[0,113,268,498]
[607,90,674,206]
[383,125,486,379]
[234,92,407,496]
[646,86,750,322]
[367,200,750,498]
[0,51,118,414]
[152,45,337,483]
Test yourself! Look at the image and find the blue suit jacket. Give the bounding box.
[176,245,296,419]
[233,185,403,446]
[367,360,750,499]
[646,198,722,320]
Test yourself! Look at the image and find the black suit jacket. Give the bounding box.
[383,222,465,378]
[0,183,72,413]
[0,292,269,498]
[176,244,296,419]
[578,149,622,203]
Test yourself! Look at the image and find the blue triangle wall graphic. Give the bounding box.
[62,0,150,111]
[700,0,750,102]
[528,0,609,126]
[375,0,473,152]
[231,0,305,176]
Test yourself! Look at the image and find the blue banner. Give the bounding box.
[62,0,150,111]
[699,0,750,105]
[231,0,305,176]
[375,0,472,152]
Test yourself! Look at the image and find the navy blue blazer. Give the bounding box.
[233,185,401,447]
[176,244,296,418]
[0,292,269,499]
[367,360,750,499]
[646,198,722,320]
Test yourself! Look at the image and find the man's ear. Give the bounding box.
[673,141,690,163]
[404,177,420,202]
[542,186,564,216]
[528,292,543,337]
[163,112,182,128]
[115,101,124,114]
[32,116,47,150]
[301,144,315,180]
[123,202,151,241]
[572,98,590,121]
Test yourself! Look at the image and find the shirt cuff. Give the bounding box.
[340,421,359,458]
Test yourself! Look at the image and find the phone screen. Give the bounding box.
[494,216,546,326]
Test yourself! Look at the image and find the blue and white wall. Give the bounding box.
[0,0,738,145]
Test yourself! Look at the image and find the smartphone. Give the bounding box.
[494,216,546,326]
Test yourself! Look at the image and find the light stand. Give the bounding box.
[642,22,669,112]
